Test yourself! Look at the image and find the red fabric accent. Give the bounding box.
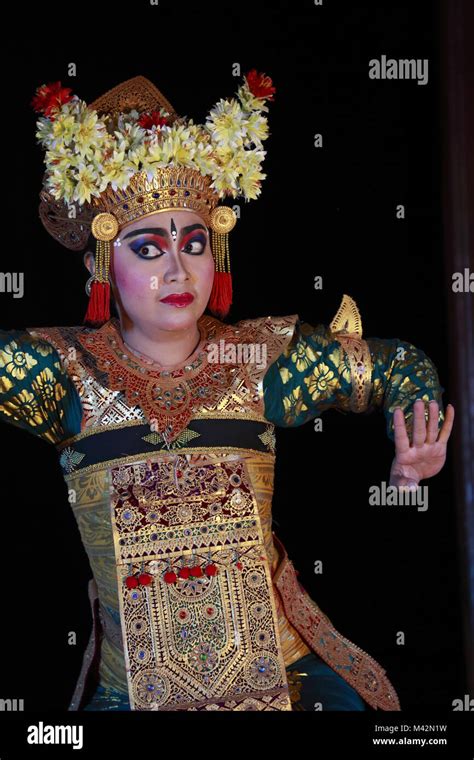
[208,271,232,319]
[84,281,111,327]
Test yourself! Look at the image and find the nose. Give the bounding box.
[163,248,190,283]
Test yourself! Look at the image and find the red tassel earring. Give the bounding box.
[84,212,118,327]
[208,206,237,320]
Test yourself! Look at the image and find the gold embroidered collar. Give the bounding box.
[76,316,240,442]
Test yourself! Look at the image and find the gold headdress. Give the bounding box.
[33,72,276,324]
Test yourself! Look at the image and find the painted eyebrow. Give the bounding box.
[122,224,208,240]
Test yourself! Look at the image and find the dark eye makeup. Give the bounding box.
[130,234,207,260]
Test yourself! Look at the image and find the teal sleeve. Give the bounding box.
[0,329,82,444]
[263,318,445,442]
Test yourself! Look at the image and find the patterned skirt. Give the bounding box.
[82,652,366,711]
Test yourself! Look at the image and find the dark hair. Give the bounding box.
[83,231,96,255]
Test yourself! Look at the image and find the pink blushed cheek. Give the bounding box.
[200,253,215,284]
[114,258,157,301]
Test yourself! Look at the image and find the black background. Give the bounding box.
[0,0,466,714]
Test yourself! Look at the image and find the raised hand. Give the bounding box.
[389,399,455,488]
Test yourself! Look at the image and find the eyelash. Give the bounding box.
[131,237,206,260]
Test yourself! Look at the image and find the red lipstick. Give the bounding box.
[160,292,195,307]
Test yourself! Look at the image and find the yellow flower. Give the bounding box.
[206,98,246,150]
[238,168,266,200]
[160,134,195,166]
[51,113,76,145]
[235,149,267,199]
[289,341,318,372]
[282,386,308,425]
[236,82,270,114]
[279,366,293,384]
[304,363,338,401]
[127,143,148,168]
[193,143,215,176]
[33,368,66,411]
[328,348,351,384]
[209,151,241,194]
[244,112,269,147]
[45,147,77,171]
[157,125,199,166]
[4,389,43,427]
[99,151,135,193]
[30,340,53,357]
[0,340,37,380]
[210,171,239,196]
[47,169,76,202]
[72,163,101,204]
[74,110,106,158]
[139,142,167,179]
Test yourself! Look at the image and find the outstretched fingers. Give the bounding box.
[437,403,455,444]
[412,399,427,447]
[393,407,410,454]
[426,400,440,444]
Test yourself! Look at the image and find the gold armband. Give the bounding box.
[329,294,373,413]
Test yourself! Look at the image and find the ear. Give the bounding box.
[83,251,95,276]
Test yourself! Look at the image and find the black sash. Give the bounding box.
[57,418,274,473]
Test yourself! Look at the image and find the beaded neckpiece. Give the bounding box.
[76,316,244,442]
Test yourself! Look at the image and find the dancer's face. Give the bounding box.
[85,210,215,332]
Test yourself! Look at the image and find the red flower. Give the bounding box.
[138,110,169,129]
[164,570,177,584]
[244,70,276,101]
[31,81,74,117]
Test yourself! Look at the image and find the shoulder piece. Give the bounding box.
[26,324,106,382]
[232,314,299,366]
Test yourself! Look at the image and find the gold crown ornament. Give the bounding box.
[32,72,276,325]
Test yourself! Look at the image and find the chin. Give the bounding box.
[152,303,203,330]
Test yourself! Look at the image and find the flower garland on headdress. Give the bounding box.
[32,70,276,323]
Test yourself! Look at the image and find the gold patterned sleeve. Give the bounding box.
[0,329,82,444]
[262,295,445,442]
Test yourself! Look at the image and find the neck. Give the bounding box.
[119,317,202,368]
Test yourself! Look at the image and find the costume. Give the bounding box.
[0,73,445,712]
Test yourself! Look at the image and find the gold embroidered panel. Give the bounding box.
[109,452,292,710]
